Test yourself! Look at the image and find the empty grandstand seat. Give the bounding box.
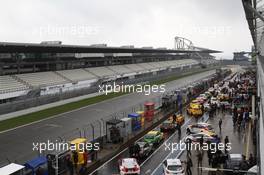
[107,65,133,74]
[159,61,172,67]
[86,67,116,78]
[0,76,29,93]
[137,63,155,70]
[57,69,97,82]
[147,62,165,69]
[124,64,145,72]
[16,72,69,87]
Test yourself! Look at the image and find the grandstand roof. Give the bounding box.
[0,42,221,53]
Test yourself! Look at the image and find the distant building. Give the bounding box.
[233,52,250,61]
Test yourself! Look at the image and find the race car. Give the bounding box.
[196,97,206,104]
[190,123,214,131]
[187,123,215,135]
[160,120,176,132]
[185,132,218,143]
[187,103,203,117]
[210,97,219,105]
[186,127,216,137]
[119,158,140,175]
[203,102,211,112]
[163,158,184,175]
[219,101,232,109]
[204,92,212,99]
[217,93,230,101]
[199,93,208,100]
[144,130,164,146]
[136,141,153,158]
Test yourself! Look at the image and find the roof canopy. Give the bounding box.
[0,42,221,54]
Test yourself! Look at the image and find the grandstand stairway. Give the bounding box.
[53,71,72,82]
[11,75,32,89]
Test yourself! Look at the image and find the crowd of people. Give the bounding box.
[185,71,257,175]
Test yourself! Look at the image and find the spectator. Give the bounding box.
[197,151,203,172]
[224,136,229,153]
[79,164,87,175]
[186,138,192,156]
[83,150,88,165]
[66,155,74,175]
[36,167,44,175]
[72,151,78,172]
[199,135,204,147]
[177,124,181,136]
[172,114,176,124]
[248,153,256,167]
[186,128,191,135]
[186,156,193,175]
[207,148,212,166]
[219,119,222,132]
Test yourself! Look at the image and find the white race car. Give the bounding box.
[119,158,140,175]
[185,132,218,143]
[210,97,219,105]
[163,158,184,175]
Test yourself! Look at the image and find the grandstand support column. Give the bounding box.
[46,62,50,71]
[0,63,3,75]
[33,64,36,72]
[17,63,20,74]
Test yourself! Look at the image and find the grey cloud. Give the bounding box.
[0,0,253,59]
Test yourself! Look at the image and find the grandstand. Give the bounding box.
[85,67,116,78]
[0,59,211,99]
[123,64,145,73]
[56,69,97,82]
[0,42,219,105]
[0,76,29,94]
[138,62,156,71]
[107,65,134,75]
[15,72,69,87]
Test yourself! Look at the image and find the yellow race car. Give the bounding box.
[217,93,230,101]
[187,103,203,117]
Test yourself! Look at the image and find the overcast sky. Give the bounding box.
[0,0,253,59]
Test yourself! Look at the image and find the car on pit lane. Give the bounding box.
[196,97,206,104]
[185,132,218,143]
[160,120,176,133]
[223,154,244,174]
[199,93,208,100]
[205,91,212,98]
[186,126,216,137]
[163,158,184,175]
[144,130,164,146]
[135,141,153,158]
[119,158,140,175]
[188,123,214,131]
[187,102,203,117]
[217,93,230,101]
[219,101,232,110]
[203,102,211,112]
[210,97,219,105]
